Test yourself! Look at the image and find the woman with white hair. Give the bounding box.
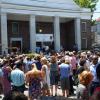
[41,57,50,96]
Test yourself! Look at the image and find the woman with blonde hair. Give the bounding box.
[25,63,43,100]
[76,70,93,100]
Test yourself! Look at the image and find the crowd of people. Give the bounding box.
[0,50,100,100]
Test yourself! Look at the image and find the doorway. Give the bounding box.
[10,38,22,53]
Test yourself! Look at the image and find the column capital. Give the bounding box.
[0,12,7,16]
[76,17,81,19]
[30,14,35,18]
[54,16,60,19]
[54,15,59,17]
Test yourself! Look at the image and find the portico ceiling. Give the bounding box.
[7,14,73,23]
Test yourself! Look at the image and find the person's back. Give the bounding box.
[59,63,70,78]
[76,71,93,100]
[24,58,33,72]
[35,60,42,70]
[34,55,42,70]
[11,62,25,93]
[50,63,58,72]
[25,63,42,100]
[70,55,77,70]
[11,68,25,86]
[59,58,71,97]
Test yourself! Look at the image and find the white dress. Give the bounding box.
[42,65,50,87]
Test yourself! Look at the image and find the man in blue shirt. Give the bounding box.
[11,61,25,93]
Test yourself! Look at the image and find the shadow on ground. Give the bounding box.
[40,96,77,100]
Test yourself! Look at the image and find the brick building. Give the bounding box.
[0,0,92,54]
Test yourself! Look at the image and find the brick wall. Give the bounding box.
[0,15,1,55]
[7,21,54,52]
[60,20,75,50]
[7,20,30,52]
[36,22,53,34]
[7,19,91,52]
[7,20,76,52]
[81,20,92,49]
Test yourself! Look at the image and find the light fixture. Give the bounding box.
[39,29,43,33]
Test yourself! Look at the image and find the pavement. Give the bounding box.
[24,86,77,100]
[0,86,77,100]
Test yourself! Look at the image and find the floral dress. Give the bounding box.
[2,66,12,95]
[29,77,41,99]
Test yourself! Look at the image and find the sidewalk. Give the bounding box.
[24,86,77,100]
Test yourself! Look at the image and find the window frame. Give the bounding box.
[81,22,87,32]
[82,38,87,49]
[12,22,19,34]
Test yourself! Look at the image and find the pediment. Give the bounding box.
[1,0,80,10]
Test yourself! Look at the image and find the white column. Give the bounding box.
[75,18,81,50]
[29,15,36,52]
[1,13,8,54]
[54,16,60,52]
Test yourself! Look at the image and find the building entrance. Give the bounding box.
[10,38,22,53]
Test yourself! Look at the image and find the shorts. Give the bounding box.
[12,84,25,93]
[60,77,70,90]
[50,71,59,85]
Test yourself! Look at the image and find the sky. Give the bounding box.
[93,0,100,19]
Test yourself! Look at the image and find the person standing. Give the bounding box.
[89,55,99,96]
[76,71,93,100]
[73,44,78,52]
[2,59,12,95]
[89,62,100,97]
[0,64,3,95]
[26,63,42,100]
[50,56,58,96]
[11,61,25,93]
[41,57,50,96]
[59,57,70,97]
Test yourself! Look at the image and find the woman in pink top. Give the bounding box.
[69,52,77,76]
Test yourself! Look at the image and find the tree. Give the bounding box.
[74,0,98,21]
[74,0,98,12]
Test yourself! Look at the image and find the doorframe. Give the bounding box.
[10,38,22,52]
[82,38,87,49]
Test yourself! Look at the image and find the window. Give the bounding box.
[81,22,87,32]
[82,32,86,38]
[91,25,97,32]
[97,24,100,34]
[82,38,87,49]
[12,22,19,34]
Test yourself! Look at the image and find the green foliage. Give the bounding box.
[74,0,98,19]
[91,19,96,25]
[26,53,39,59]
[74,0,98,12]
